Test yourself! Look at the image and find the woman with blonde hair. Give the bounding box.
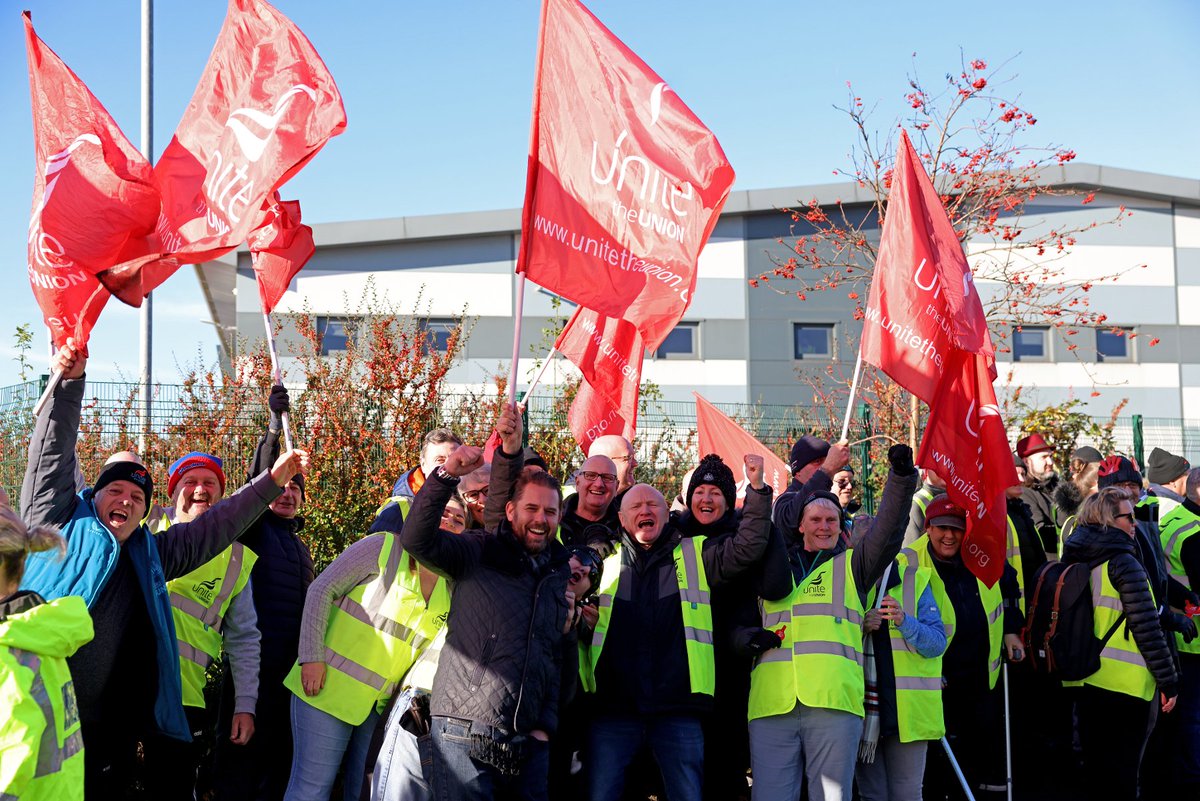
[1059,486,1178,800]
[0,504,94,800]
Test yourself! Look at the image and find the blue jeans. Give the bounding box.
[587,715,703,801]
[429,716,549,801]
[284,694,380,801]
[372,688,434,801]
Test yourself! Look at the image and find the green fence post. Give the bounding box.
[517,390,529,447]
[859,403,874,516]
[1132,414,1144,468]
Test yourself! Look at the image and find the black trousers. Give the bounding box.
[1073,685,1157,801]
[142,705,213,801]
[211,665,295,801]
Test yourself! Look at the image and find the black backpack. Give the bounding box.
[1023,561,1126,681]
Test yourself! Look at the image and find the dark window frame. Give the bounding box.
[651,322,699,360]
[1012,325,1051,363]
[793,323,834,360]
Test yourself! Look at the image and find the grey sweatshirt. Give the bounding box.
[298,534,386,664]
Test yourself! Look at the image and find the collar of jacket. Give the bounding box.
[672,506,737,538]
[1026,474,1059,493]
[619,521,681,561]
[0,590,45,621]
[1184,498,1200,517]
[1061,522,1137,563]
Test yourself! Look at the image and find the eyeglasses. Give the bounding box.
[835,479,855,489]
[577,470,618,485]
[462,487,489,503]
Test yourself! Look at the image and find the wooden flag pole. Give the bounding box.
[262,311,294,452]
[840,350,864,442]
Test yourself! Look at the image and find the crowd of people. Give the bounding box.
[1,338,1198,801]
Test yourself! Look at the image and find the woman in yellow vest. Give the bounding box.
[1060,487,1179,800]
[283,527,451,801]
[0,500,93,801]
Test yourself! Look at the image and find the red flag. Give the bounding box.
[115,0,346,302]
[694,393,791,500]
[23,12,164,347]
[569,379,635,455]
[249,194,314,314]
[860,129,994,404]
[518,0,735,351]
[554,307,644,421]
[916,348,1019,586]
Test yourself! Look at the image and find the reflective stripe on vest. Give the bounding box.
[888,555,946,742]
[748,550,866,720]
[284,532,450,725]
[374,495,412,520]
[580,537,715,696]
[7,647,85,786]
[1159,509,1200,655]
[164,538,258,709]
[1063,564,1156,701]
[904,534,1003,689]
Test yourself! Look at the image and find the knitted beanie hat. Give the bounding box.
[687,454,737,510]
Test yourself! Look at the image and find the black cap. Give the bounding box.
[93,461,154,517]
[1071,446,1103,464]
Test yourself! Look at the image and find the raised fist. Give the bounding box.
[744,454,765,489]
[444,445,485,478]
[887,444,915,476]
[822,440,851,474]
[52,338,86,379]
[495,404,523,455]
[268,384,290,415]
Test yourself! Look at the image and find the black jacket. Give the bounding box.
[931,551,1022,695]
[558,492,620,558]
[1061,523,1178,697]
[1007,495,1048,604]
[593,485,773,717]
[402,449,573,736]
[1022,474,1062,555]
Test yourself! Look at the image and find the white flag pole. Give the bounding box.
[523,347,557,404]
[839,350,864,442]
[262,311,293,452]
[507,276,527,407]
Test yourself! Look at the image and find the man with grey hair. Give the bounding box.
[371,428,463,534]
[1157,466,1200,794]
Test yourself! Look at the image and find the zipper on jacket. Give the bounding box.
[512,570,559,734]
[469,632,498,692]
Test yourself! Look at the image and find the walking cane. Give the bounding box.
[1002,662,1013,801]
[940,736,977,801]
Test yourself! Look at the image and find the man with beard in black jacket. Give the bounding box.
[581,455,771,801]
[403,424,574,801]
[675,454,787,801]
[1017,434,1063,559]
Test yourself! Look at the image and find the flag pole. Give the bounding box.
[1003,662,1014,801]
[507,276,527,407]
[262,311,294,451]
[839,350,864,442]
[940,737,978,801]
[32,371,62,417]
[523,347,557,404]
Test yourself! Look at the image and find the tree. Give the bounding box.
[752,54,1142,448]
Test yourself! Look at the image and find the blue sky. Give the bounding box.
[2,0,1197,385]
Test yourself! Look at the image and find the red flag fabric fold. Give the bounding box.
[554,306,644,421]
[915,348,1019,586]
[860,129,994,403]
[250,194,314,314]
[518,0,734,351]
[23,12,161,347]
[694,393,791,500]
[569,379,635,455]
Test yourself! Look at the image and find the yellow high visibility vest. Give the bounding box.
[1159,505,1200,656]
[284,533,450,725]
[580,537,714,696]
[1007,515,1025,615]
[155,515,258,709]
[1063,563,1156,701]
[905,534,1004,689]
[748,550,866,720]
[888,554,945,742]
[373,496,412,525]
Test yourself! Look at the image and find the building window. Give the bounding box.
[1012,326,1050,362]
[422,319,458,352]
[654,323,698,359]
[1096,328,1133,362]
[793,324,833,360]
[317,316,358,355]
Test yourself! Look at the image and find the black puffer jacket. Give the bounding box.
[402,450,573,736]
[1060,523,1178,697]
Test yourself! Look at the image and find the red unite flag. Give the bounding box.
[860,129,994,404]
[110,0,346,303]
[23,13,164,348]
[694,393,791,499]
[555,307,644,423]
[915,348,1019,586]
[569,379,635,455]
[518,0,735,351]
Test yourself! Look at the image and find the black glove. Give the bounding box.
[887,444,915,476]
[1163,609,1198,643]
[746,628,783,654]
[268,384,290,416]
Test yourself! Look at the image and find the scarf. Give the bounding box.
[859,562,893,763]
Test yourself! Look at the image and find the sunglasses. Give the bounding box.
[1115,512,1134,522]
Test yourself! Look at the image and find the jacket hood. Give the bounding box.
[1054,479,1087,517]
[0,592,94,658]
[1060,522,1137,566]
